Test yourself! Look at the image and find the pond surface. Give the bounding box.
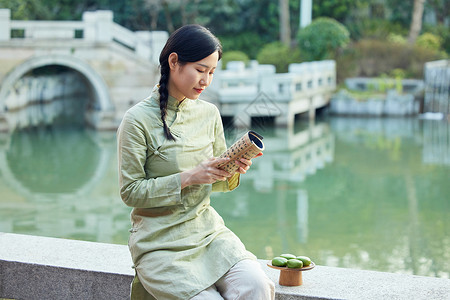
[0,117,449,279]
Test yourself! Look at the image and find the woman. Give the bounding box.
[117,24,275,300]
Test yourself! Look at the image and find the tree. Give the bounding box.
[144,0,162,30]
[257,42,301,72]
[161,0,175,32]
[297,17,350,61]
[408,0,426,44]
[279,0,291,46]
[312,0,369,23]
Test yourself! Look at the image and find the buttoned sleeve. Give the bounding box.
[117,111,182,208]
[211,107,240,192]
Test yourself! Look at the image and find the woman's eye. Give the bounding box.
[197,69,205,73]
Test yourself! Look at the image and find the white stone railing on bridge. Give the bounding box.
[213,60,336,103]
[0,9,167,64]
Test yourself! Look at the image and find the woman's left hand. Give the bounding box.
[235,152,263,174]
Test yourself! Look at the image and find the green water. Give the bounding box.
[0,117,449,279]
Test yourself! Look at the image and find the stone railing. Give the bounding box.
[0,9,167,64]
[212,60,336,103]
[329,77,425,116]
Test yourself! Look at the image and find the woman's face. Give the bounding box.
[168,51,219,101]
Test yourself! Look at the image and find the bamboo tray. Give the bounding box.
[267,262,315,286]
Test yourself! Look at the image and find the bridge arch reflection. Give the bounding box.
[0,127,112,199]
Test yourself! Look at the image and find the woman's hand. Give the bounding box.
[234,152,263,174]
[180,157,232,189]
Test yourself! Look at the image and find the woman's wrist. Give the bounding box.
[180,171,191,189]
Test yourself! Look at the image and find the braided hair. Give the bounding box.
[158,24,222,140]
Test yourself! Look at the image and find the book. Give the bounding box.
[217,130,265,173]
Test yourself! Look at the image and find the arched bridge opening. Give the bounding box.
[6,64,92,129]
[0,55,113,132]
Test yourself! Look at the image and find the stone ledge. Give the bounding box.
[1,233,450,300]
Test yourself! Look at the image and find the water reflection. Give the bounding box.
[0,127,128,243]
[213,117,450,278]
[5,126,100,194]
[225,120,334,191]
[0,117,449,278]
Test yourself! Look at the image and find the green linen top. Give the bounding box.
[117,85,256,299]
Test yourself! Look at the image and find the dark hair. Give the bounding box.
[158,24,222,141]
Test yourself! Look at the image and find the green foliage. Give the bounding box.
[221,51,250,70]
[0,0,52,20]
[312,0,369,23]
[3,0,448,80]
[1,0,145,26]
[346,19,407,41]
[392,71,405,93]
[334,46,359,83]
[415,32,443,51]
[425,0,449,26]
[297,17,350,61]
[2,0,113,21]
[386,0,448,29]
[390,69,406,93]
[376,75,392,93]
[349,39,445,78]
[387,33,407,44]
[219,31,267,59]
[423,24,450,55]
[390,68,406,79]
[385,0,414,27]
[198,0,279,53]
[256,42,301,73]
[408,45,448,77]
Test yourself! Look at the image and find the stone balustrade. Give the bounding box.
[213,60,335,103]
[0,9,168,64]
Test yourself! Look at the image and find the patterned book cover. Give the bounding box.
[218,130,265,173]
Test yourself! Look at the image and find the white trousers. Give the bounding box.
[190,259,275,300]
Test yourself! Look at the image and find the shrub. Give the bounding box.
[408,45,446,77]
[350,39,445,78]
[256,42,301,73]
[423,24,450,55]
[415,32,443,51]
[221,51,250,69]
[387,33,407,44]
[334,46,359,83]
[390,69,406,93]
[296,17,350,61]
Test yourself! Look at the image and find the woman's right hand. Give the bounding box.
[180,157,232,189]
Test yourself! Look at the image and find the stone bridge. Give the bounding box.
[0,8,337,132]
[0,9,167,131]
